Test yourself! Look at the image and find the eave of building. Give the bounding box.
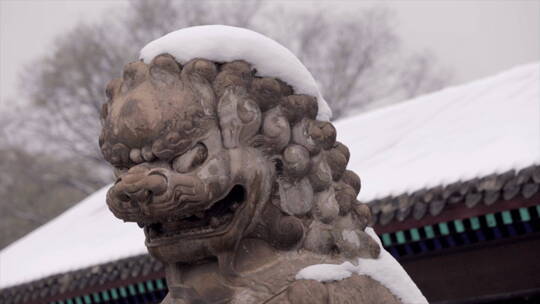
[335,62,539,209]
[3,181,539,303]
[0,254,165,304]
[371,164,540,233]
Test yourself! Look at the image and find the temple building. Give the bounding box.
[336,62,540,303]
[0,62,538,304]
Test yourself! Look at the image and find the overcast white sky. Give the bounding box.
[1,0,539,108]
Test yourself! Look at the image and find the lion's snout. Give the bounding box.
[112,166,168,208]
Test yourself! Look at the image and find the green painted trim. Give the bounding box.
[146,280,155,292]
[128,284,137,296]
[378,204,540,249]
[119,287,128,298]
[395,231,406,244]
[138,282,147,293]
[410,228,420,241]
[438,222,450,235]
[501,210,513,224]
[101,291,110,301]
[110,288,119,300]
[83,295,91,304]
[92,293,101,303]
[424,225,435,239]
[381,233,392,247]
[156,278,166,290]
[519,207,531,221]
[75,298,83,304]
[66,299,74,304]
[470,217,481,230]
[454,219,465,233]
[485,213,496,227]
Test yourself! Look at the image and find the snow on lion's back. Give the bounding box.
[139,25,332,121]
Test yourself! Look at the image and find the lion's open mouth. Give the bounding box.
[143,185,245,242]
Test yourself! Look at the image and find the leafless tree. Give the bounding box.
[17,0,450,173]
[1,0,451,248]
[0,146,95,248]
[398,51,452,99]
[16,0,266,181]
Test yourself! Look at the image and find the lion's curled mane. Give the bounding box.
[100,54,379,262]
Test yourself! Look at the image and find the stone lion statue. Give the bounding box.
[99,28,412,304]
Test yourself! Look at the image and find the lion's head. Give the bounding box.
[99,54,378,268]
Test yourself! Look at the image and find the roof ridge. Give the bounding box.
[368,164,540,226]
[0,254,164,304]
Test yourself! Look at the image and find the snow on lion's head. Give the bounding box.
[99,26,378,268]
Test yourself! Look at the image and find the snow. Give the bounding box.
[139,25,332,121]
[0,185,147,289]
[296,262,355,282]
[335,62,540,201]
[2,63,538,293]
[296,227,428,304]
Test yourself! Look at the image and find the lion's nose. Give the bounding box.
[123,189,152,204]
[114,167,168,205]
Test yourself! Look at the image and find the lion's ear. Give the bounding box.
[217,87,262,148]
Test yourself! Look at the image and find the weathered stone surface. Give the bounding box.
[283,144,311,178]
[100,54,400,303]
[314,188,339,224]
[287,280,328,304]
[356,230,381,259]
[326,275,401,304]
[279,178,314,216]
[304,221,334,254]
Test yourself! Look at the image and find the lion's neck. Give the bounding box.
[164,261,230,303]
[163,239,349,304]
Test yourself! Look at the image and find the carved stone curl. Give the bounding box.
[100,55,397,303]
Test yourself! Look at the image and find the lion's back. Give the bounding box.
[268,274,402,304]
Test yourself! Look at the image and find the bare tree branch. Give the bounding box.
[1,0,451,249]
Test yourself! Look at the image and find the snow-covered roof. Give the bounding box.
[1,63,538,289]
[140,25,332,121]
[0,186,146,288]
[336,62,539,202]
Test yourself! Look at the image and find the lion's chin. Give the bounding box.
[146,238,213,264]
[143,185,249,263]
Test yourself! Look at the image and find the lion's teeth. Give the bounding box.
[210,217,220,228]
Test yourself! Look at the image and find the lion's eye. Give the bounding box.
[172,143,208,173]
